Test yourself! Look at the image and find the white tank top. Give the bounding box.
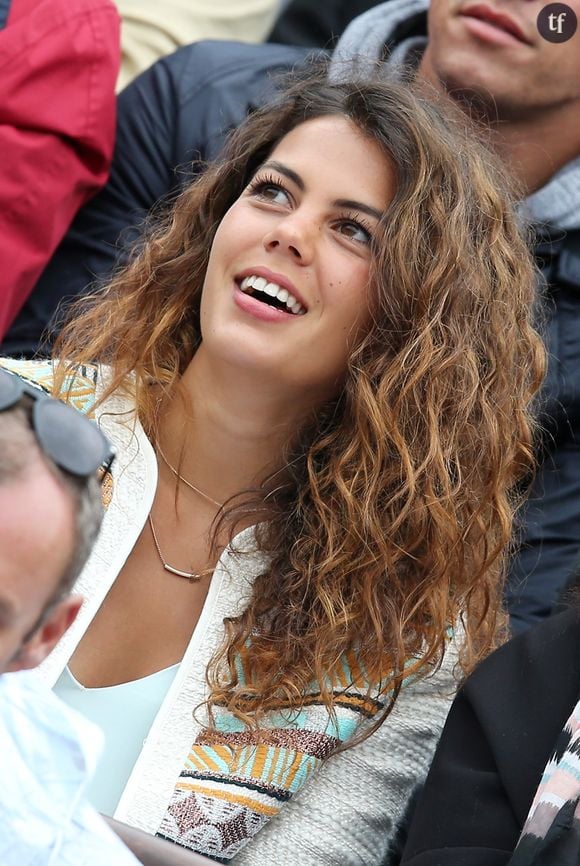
[53,663,180,816]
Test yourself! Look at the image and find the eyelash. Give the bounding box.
[336,211,374,245]
[247,173,374,246]
[247,172,287,201]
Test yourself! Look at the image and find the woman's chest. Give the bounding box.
[68,536,213,688]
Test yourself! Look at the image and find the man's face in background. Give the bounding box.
[419,0,580,120]
[0,460,80,672]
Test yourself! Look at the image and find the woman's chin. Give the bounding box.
[198,337,286,380]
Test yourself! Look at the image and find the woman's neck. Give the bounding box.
[155,348,316,506]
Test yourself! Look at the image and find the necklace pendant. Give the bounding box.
[148,513,202,583]
[163,562,199,581]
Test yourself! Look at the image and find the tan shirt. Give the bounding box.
[114,0,279,90]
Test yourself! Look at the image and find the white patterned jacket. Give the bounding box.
[0,358,458,866]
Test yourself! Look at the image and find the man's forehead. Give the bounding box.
[0,470,75,607]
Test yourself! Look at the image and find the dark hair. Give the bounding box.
[54,63,545,739]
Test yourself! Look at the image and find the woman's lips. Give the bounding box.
[235,266,307,311]
[233,285,298,323]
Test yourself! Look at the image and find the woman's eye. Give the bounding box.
[336,220,372,246]
[251,181,290,206]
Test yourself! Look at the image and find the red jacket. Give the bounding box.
[0,0,119,339]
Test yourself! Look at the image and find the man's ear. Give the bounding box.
[6,594,82,672]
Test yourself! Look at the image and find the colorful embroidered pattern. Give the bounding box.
[157,654,388,861]
[509,701,580,865]
[0,359,99,416]
[0,360,113,507]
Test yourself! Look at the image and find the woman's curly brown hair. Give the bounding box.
[54,63,545,742]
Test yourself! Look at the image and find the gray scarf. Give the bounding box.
[330,0,580,231]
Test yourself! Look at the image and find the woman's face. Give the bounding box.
[199,115,396,403]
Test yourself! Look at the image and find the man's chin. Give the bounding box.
[428,55,523,120]
[445,80,499,119]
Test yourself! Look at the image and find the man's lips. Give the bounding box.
[459,4,532,45]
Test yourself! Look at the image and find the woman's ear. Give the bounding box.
[5,594,82,672]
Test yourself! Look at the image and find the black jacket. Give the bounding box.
[505,231,580,631]
[268,0,382,48]
[400,608,580,866]
[3,38,580,632]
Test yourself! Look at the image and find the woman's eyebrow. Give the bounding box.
[260,161,383,221]
[333,199,383,221]
[261,161,305,191]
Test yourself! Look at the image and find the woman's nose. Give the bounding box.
[263,213,316,264]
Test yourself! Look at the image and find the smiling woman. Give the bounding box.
[199,113,396,403]
[2,63,545,864]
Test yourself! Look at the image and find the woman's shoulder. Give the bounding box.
[0,358,103,417]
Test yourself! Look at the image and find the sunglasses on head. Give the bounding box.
[0,368,115,478]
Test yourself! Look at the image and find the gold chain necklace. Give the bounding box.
[156,442,224,510]
[148,513,202,582]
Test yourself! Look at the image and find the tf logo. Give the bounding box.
[537,3,578,41]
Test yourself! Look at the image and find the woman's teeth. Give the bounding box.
[240,275,306,315]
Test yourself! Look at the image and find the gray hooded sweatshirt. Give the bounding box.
[331,0,580,231]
